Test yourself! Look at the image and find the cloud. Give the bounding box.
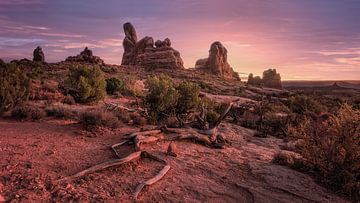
[223,41,252,48]
[0,0,43,6]
[0,37,44,47]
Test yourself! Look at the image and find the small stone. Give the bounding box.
[167,142,177,157]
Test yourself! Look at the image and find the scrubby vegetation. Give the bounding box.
[45,105,75,119]
[11,106,45,121]
[0,62,31,115]
[106,77,125,95]
[59,65,106,104]
[144,75,201,124]
[287,95,327,115]
[106,76,143,97]
[287,104,360,201]
[79,110,121,130]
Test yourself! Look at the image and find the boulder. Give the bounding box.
[121,22,184,70]
[195,41,239,80]
[33,46,45,63]
[65,47,104,65]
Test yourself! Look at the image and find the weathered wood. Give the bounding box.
[133,165,171,199]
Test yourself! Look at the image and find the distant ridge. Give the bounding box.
[282,80,360,89]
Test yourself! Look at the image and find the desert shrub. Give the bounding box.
[144,75,201,124]
[130,113,147,126]
[0,63,31,115]
[145,75,179,123]
[200,97,222,127]
[106,77,125,95]
[11,106,45,121]
[239,101,293,138]
[79,110,120,130]
[122,76,144,97]
[45,106,74,119]
[259,112,294,138]
[287,95,327,115]
[59,65,106,104]
[106,76,143,97]
[62,94,76,105]
[175,81,201,120]
[290,104,360,201]
[29,66,45,80]
[112,109,132,124]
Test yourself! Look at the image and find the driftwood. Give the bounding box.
[62,151,142,180]
[133,165,171,199]
[103,101,137,112]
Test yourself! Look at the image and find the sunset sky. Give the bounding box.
[0,0,359,80]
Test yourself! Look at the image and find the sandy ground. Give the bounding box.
[0,119,348,202]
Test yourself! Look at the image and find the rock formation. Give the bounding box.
[33,46,45,63]
[121,22,184,70]
[262,69,282,89]
[0,58,5,67]
[65,47,104,65]
[247,69,282,89]
[195,42,239,80]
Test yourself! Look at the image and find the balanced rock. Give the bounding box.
[121,22,184,70]
[195,42,239,80]
[66,47,104,65]
[33,46,45,63]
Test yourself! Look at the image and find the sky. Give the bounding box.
[0,0,360,80]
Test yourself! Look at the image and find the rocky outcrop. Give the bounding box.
[121,22,184,70]
[262,69,282,89]
[33,46,45,63]
[195,42,239,80]
[65,47,104,65]
[247,69,282,89]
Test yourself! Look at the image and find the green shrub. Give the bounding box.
[45,106,74,119]
[175,81,201,119]
[80,110,120,130]
[145,75,179,123]
[59,65,106,104]
[0,63,31,115]
[291,104,360,201]
[287,95,326,115]
[106,77,125,95]
[11,106,45,121]
[144,75,201,124]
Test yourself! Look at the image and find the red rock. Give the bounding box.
[121,22,184,70]
[195,41,239,80]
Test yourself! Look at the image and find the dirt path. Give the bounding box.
[0,119,348,202]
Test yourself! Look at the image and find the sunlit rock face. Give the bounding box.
[195,41,239,80]
[121,22,184,70]
[33,46,45,63]
[65,47,105,65]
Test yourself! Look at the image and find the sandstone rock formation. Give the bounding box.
[262,69,282,89]
[33,46,45,63]
[121,22,184,70]
[195,42,239,80]
[247,69,282,89]
[66,47,104,65]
